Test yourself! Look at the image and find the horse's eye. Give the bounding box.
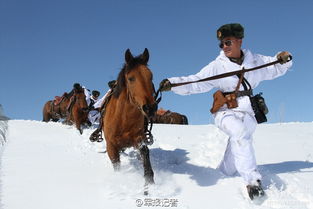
[128,77,135,82]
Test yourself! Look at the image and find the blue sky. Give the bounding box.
[1,0,312,124]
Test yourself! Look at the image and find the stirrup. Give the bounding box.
[89,130,103,142]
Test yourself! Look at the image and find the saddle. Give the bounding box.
[53,93,68,106]
[156,108,169,116]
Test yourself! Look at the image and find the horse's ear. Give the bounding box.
[125,49,133,64]
[141,48,149,64]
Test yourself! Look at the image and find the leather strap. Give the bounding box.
[235,73,244,93]
[223,73,253,97]
[223,89,253,97]
[170,58,289,88]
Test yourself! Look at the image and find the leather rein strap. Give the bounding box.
[170,58,291,88]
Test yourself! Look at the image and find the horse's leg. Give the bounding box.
[107,142,121,171]
[43,112,50,122]
[78,126,83,134]
[63,117,73,125]
[52,118,59,122]
[75,120,83,134]
[139,144,154,194]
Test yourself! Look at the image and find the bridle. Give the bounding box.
[126,80,160,146]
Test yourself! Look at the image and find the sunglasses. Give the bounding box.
[219,40,234,49]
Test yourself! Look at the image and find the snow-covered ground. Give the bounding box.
[0,105,8,147]
[1,120,313,209]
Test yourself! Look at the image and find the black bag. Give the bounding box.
[235,75,269,124]
[250,93,268,124]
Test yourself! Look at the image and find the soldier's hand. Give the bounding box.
[159,79,172,92]
[277,51,292,64]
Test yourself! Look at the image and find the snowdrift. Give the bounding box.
[1,120,313,209]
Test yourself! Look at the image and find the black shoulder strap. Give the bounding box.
[89,99,95,109]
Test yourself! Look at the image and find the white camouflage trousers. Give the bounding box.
[88,110,100,125]
[216,111,262,185]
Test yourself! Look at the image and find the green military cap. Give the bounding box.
[217,23,244,40]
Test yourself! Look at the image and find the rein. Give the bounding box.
[170,57,292,88]
[141,85,163,146]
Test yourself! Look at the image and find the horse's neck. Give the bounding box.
[115,90,144,119]
[57,97,68,110]
[72,97,85,110]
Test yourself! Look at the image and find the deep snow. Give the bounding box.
[1,120,313,209]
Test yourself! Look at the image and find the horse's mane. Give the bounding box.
[113,56,149,98]
[67,91,73,97]
[62,92,70,98]
[67,84,84,98]
[74,84,84,94]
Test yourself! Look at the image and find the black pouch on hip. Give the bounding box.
[250,93,268,124]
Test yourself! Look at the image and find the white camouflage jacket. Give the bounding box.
[168,49,293,115]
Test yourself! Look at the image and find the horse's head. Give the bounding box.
[114,48,157,118]
[73,85,89,112]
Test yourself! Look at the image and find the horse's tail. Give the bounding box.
[42,101,52,122]
[182,115,188,125]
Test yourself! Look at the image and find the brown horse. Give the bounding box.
[152,108,188,125]
[42,93,72,122]
[65,84,89,134]
[43,84,89,134]
[103,48,157,194]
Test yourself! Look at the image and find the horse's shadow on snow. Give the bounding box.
[129,148,222,187]
[152,148,222,187]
